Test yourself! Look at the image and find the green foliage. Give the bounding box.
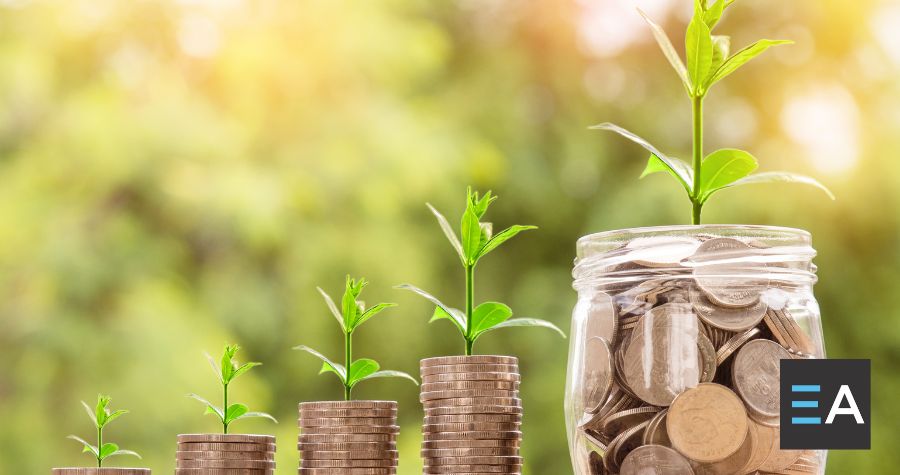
[295,276,417,400]
[398,188,564,355]
[188,344,276,434]
[596,0,832,223]
[67,395,140,468]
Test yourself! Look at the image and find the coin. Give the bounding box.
[299,458,396,468]
[177,434,275,444]
[691,238,767,308]
[422,397,521,408]
[585,292,618,345]
[622,304,701,406]
[691,288,767,331]
[420,363,519,376]
[424,413,522,424]
[301,449,398,460]
[421,371,520,383]
[715,327,761,365]
[299,433,396,443]
[421,380,520,392]
[176,450,274,460]
[619,444,693,474]
[421,438,520,449]
[421,446,520,457]
[667,383,749,463]
[625,236,701,268]
[299,424,400,434]
[175,460,274,469]
[299,400,396,410]
[176,442,276,452]
[422,464,522,474]
[299,407,397,418]
[299,417,396,427]
[53,471,152,475]
[420,389,518,401]
[298,441,396,451]
[689,426,752,475]
[425,404,522,416]
[298,468,395,475]
[759,424,803,471]
[601,406,660,438]
[732,339,791,421]
[421,355,518,366]
[582,337,614,414]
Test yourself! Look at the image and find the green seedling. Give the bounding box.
[188,344,277,434]
[295,276,418,400]
[67,395,140,467]
[592,0,833,224]
[397,187,565,355]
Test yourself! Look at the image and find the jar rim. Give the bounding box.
[577,224,810,253]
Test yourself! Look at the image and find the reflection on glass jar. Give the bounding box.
[564,225,827,475]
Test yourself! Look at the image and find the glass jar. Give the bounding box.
[564,225,827,475]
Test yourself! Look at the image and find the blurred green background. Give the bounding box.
[0,0,895,473]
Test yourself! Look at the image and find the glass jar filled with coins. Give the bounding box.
[565,225,827,475]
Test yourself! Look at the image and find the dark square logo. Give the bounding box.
[780,359,870,450]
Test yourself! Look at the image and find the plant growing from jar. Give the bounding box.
[397,187,565,355]
[67,395,141,467]
[592,0,832,224]
[188,344,278,434]
[295,276,418,400]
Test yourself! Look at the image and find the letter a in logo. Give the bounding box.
[826,385,864,424]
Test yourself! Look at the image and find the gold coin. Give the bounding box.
[299,400,397,410]
[421,371,520,383]
[176,450,274,460]
[420,389,518,401]
[420,363,519,376]
[175,460,274,469]
[667,383,749,463]
[619,445,693,475]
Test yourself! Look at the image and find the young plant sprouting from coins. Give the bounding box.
[397,187,565,355]
[188,344,277,434]
[592,0,833,224]
[295,276,419,400]
[67,395,141,467]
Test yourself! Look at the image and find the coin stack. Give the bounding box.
[298,400,399,475]
[175,433,275,474]
[572,236,825,474]
[420,355,524,475]
[52,470,151,475]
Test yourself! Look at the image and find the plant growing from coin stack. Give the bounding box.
[592,0,832,224]
[67,395,141,467]
[397,187,565,355]
[188,344,277,434]
[295,275,418,400]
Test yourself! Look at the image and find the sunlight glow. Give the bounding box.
[577,0,678,57]
[780,85,860,174]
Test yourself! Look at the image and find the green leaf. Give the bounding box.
[395,284,467,332]
[104,409,128,427]
[710,35,730,74]
[80,401,97,427]
[426,203,465,264]
[187,393,224,421]
[468,187,496,218]
[470,302,513,338]
[460,206,483,264]
[317,286,345,332]
[94,395,109,428]
[590,123,694,192]
[637,8,690,90]
[221,345,239,383]
[293,345,347,384]
[698,148,758,202]
[358,370,419,386]
[476,225,537,261]
[640,154,694,197]
[431,306,467,336]
[234,411,278,424]
[478,318,567,338]
[703,0,726,29]
[351,302,397,332]
[98,442,118,460]
[686,14,713,93]
[347,358,380,387]
[224,403,249,424]
[67,435,99,457]
[109,449,141,459]
[341,276,367,330]
[230,362,261,382]
[720,172,835,199]
[708,39,793,87]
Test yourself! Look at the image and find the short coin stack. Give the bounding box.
[175,433,275,474]
[298,400,399,475]
[420,355,524,475]
[52,469,151,475]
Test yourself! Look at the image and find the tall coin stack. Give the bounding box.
[420,355,524,475]
[298,400,400,475]
[175,433,276,474]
